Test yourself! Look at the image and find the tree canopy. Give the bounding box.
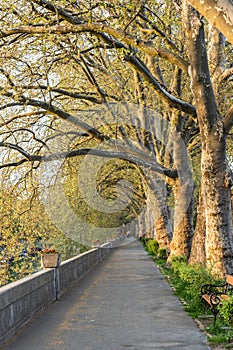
[0,0,233,279]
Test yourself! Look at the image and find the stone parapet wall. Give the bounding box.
[0,241,115,347]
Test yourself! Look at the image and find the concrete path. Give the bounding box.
[1,239,210,350]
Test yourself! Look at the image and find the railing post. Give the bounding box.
[53,267,60,300]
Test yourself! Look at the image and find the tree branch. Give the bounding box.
[224,105,233,134]
[0,159,27,169]
[0,142,32,160]
[1,24,189,72]
[125,55,197,117]
[220,66,233,81]
[20,85,103,103]
[1,91,107,141]
[0,144,178,179]
[187,0,233,45]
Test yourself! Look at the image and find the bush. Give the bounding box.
[140,237,153,247]
[157,248,167,259]
[170,256,187,272]
[146,239,159,256]
[219,296,233,326]
[170,257,219,316]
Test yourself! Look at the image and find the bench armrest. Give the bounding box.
[209,291,226,306]
[200,282,227,296]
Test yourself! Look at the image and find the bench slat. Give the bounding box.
[226,275,233,286]
[202,294,211,304]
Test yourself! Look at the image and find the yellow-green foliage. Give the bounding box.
[170,257,220,315]
[146,239,159,256]
[157,248,167,259]
[219,296,233,326]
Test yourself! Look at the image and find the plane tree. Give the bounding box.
[0,0,232,275]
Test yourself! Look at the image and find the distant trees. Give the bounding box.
[0,181,87,286]
[0,0,232,276]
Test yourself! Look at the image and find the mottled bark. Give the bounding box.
[168,131,194,260]
[146,173,171,248]
[189,183,206,265]
[202,133,233,275]
[207,25,226,97]
[138,208,147,238]
[187,0,233,44]
[169,179,194,260]
[154,211,171,249]
[183,1,233,276]
[189,25,226,266]
[143,189,156,238]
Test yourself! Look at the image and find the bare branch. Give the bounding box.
[0,145,178,179]
[220,66,233,81]
[0,111,46,127]
[21,85,103,103]
[125,55,197,117]
[224,105,233,134]
[1,91,107,141]
[1,24,189,72]
[0,141,32,160]
[0,159,27,169]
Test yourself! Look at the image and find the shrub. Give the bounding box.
[157,248,167,259]
[170,256,187,273]
[219,296,233,326]
[140,237,153,247]
[170,257,219,316]
[146,239,159,256]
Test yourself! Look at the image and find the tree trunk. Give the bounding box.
[168,178,194,260]
[144,189,156,238]
[187,0,233,45]
[146,173,171,248]
[190,25,229,267]
[168,130,194,260]
[154,209,171,249]
[138,208,147,238]
[183,1,233,276]
[202,133,233,275]
[189,182,206,265]
[131,218,139,239]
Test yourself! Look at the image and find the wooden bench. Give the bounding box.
[201,275,233,323]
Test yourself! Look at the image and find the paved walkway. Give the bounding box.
[1,239,210,350]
